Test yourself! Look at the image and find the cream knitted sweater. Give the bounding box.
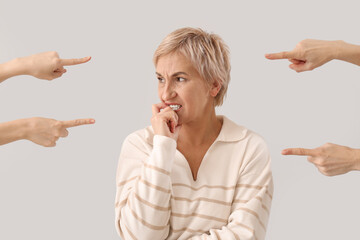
[115,116,273,240]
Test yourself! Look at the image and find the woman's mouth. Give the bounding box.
[169,104,182,111]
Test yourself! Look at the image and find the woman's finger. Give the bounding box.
[60,56,91,66]
[265,51,296,60]
[160,109,178,130]
[60,129,69,138]
[152,103,168,115]
[289,59,305,64]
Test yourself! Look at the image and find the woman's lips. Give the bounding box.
[163,103,182,112]
[169,104,182,111]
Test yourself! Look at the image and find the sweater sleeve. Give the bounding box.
[187,139,273,240]
[115,134,177,240]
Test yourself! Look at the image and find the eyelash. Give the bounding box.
[157,77,187,83]
[177,77,186,82]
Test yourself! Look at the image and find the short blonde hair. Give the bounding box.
[153,27,231,106]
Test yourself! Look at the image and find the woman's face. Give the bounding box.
[156,52,214,125]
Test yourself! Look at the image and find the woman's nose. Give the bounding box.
[162,83,177,100]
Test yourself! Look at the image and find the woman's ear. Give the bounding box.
[210,80,222,97]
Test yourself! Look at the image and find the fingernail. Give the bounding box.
[90,119,95,123]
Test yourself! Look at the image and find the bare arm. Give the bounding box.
[0,117,95,147]
[0,119,28,145]
[336,41,360,66]
[0,51,91,83]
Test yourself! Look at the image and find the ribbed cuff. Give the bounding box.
[151,135,177,172]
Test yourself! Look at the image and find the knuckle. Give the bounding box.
[296,41,304,49]
[54,130,62,138]
[318,166,332,176]
[151,115,161,123]
[54,58,61,65]
[318,167,326,174]
[316,159,326,167]
[54,121,62,128]
[44,140,53,147]
[317,147,325,155]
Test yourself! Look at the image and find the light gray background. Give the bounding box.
[1,0,359,239]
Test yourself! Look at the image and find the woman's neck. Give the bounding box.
[177,109,222,147]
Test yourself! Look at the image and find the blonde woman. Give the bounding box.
[115,28,273,240]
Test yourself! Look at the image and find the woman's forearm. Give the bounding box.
[335,41,360,67]
[352,149,360,171]
[0,57,26,83]
[0,119,29,145]
[115,135,176,239]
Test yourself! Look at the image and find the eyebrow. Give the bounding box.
[155,72,189,77]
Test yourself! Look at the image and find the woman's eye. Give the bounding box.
[157,77,164,83]
[177,77,186,82]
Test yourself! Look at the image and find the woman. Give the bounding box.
[115,27,273,240]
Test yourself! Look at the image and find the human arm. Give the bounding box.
[0,117,95,147]
[282,143,360,176]
[187,137,273,240]
[114,134,176,240]
[115,104,181,239]
[0,51,91,83]
[265,39,360,72]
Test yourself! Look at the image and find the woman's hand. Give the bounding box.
[282,143,360,176]
[0,51,91,83]
[18,51,91,80]
[151,103,181,141]
[265,39,342,72]
[24,117,95,147]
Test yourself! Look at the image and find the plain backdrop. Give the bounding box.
[1,0,359,239]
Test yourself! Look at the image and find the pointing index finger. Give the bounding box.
[265,51,295,60]
[60,56,91,66]
[282,147,316,156]
[61,118,95,128]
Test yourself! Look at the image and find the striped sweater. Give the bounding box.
[115,116,273,240]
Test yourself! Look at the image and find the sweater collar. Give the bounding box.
[216,115,247,142]
[145,115,247,145]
